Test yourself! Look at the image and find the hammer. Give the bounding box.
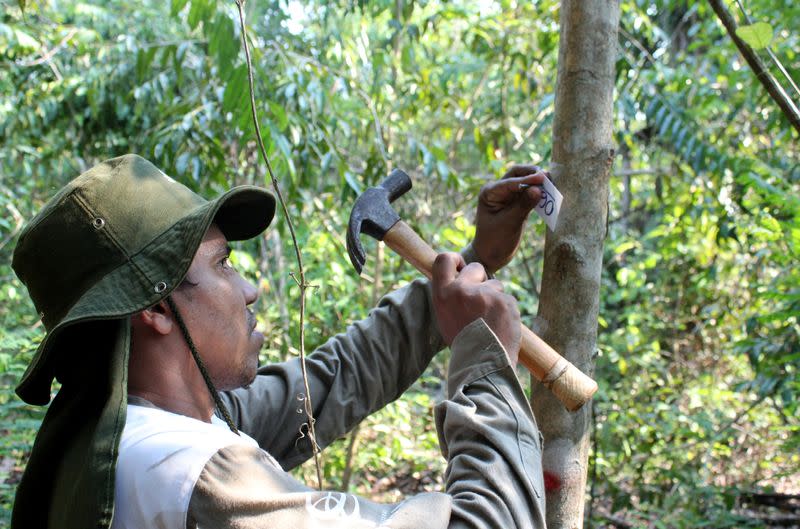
[347,169,598,411]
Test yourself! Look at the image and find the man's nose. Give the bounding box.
[241,275,258,305]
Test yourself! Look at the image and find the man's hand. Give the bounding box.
[432,252,521,363]
[473,165,548,273]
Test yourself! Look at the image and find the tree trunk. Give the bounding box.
[531,2,619,528]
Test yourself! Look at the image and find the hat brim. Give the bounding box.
[16,185,276,405]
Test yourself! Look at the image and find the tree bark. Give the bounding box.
[531,2,619,528]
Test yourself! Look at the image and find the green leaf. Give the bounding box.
[268,101,288,131]
[13,28,38,50]
[187,0,211,31]
[208,14,239,80]
[675,125,688,150]
[437,160,450,180]
[659,114,673,137]
[220,22,240,79]
[135,47,158,82]
[222,64,248,113]
[343,171,362,194]
[320,151,333,174]
[17,0,25,13]
[175,152,190,176]
[655,104,668,128]
[422,147,434,176]
[736,22,774,50]
[171,0,189,16]
[273,132,295,178]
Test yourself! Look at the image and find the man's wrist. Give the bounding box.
[460,242,496,278]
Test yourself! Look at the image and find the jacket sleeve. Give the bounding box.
[220,277,445,470]
[187,444,452,529]
[435,318,546,529]
[189,318,545,529]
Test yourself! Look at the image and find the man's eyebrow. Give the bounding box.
[212,244,232,259]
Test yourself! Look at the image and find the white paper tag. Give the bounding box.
[533,175,563,231]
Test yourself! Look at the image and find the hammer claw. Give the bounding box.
[346,219,367,275]
[346,169,412,276]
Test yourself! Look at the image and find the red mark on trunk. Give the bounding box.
[543,471,561,491]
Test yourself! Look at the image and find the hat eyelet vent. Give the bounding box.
[92,217,105,229]
[154,281,167,293]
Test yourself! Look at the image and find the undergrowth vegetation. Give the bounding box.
[1,0,798,526]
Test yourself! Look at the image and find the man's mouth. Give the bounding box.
[247,310,257,333]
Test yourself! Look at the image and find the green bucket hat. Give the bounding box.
[10,154,275,528]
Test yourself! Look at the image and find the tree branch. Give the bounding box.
[708,0,800,136]
[16,28,76,67]
[235,0,323,490]
[733,0,800,100]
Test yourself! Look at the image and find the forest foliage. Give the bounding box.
[1,0,798,527]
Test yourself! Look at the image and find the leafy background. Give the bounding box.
[1,0,798,527]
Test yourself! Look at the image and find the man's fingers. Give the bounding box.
[457,262,488,284]
[485,278,505,292]
[485,170,548,202]
[503,164,542,179]
[512,171,548,209]
[516,170,548,187]
[432,252,466,288]
[522,184,544,209]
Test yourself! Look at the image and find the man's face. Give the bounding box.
[172,224,263,390]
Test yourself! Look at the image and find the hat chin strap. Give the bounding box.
[165,296,239,434]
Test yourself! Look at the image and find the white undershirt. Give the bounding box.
[111,403,258,529]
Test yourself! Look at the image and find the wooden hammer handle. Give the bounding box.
[384,220,598,411]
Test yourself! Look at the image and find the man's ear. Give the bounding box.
[132,301,173,335]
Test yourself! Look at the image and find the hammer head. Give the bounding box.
[346,169,412,275]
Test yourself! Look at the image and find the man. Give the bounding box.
[11,154,548,529]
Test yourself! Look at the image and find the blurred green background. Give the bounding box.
[1,0,798,526]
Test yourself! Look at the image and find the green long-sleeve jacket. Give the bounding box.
[112,278,546,529]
